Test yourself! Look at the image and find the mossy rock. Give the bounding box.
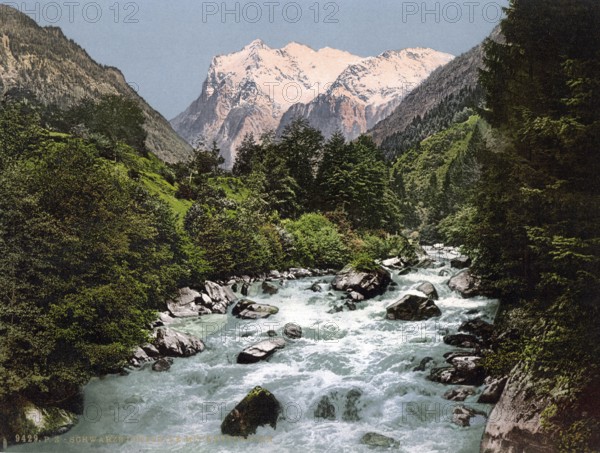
[221,386,281,438]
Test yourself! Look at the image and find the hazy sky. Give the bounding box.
[1,0,508,119]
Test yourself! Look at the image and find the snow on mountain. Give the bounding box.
[171,40,453,168]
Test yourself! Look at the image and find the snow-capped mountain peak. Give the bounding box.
[171,40,453,167]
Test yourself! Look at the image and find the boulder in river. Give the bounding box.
[283,323,303,339]
[241,282,251,297]
[478,376,508,404]
[310,282,323,292]
[332,264,391,300]
[290,268,312,279]
[429,356,485,386]
[386,294,442,321]
[262,281,279,295]
[314,395,336,420]
[443,333,481,349]
[443,387,476,402]
[448,270,482,298]
[166,287,202,317]
[360,432,401,449]
[152,328,205,358]
[152,357,173,372]
[237,338,286,364]
[416,281,438,300]
[232,299,279,319]
[413,357,435,372]
[459,318,494,345]
[221,386,281,438]
[204,281,237,307]
[452,405,487,427]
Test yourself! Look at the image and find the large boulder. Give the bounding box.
[152,328,205,358]
[232,299,279,319]
[0,397,78,443]
[448,270,482,298]
[152,357,173,372]
[166,287,202,317]
[204,281,237,313]
[386,294,442,321]
[221,386,281,438]
[416,281,439,300]
[332,265,391,300]
[237,338,286,364]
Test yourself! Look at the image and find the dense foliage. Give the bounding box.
[468,0,600,448]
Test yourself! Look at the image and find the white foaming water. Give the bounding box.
[10,263,498,453]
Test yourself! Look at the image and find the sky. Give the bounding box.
[1,0,508,119]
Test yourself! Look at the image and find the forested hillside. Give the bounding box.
[0,5,192,163]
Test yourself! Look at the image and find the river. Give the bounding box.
[10,258,498,453]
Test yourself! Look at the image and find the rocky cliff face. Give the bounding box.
[0,5,192,163]
[171,40,452,168]
[481,363,557,453]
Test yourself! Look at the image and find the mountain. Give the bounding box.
[277,48,454,141]
[0,5,192,163]
[369,27,503,159]
[171,40,453,168]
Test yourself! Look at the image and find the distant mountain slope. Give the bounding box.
[369,27,502,159]
[171,40,452,168]
[0,5,192,163]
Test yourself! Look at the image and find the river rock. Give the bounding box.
[459,318,494,346]
[262,281,279,295]
[360,432,401,448]
[221,386,281,438]
[237,338,286,364]
[443,333,481,348]
[478,376,508,404]
[429,356,485,385]
[342,389,363,422]
[166,287,202,317]
[269,270,281,279]
[152,357,173,372]
[204,281,237,307]
[241,282,251,297]
[310,282,323,292]
[332,264,391,300]
[283,323,302,339]
[130,347,153,367]
[0,397,78,442]
[232,299,279,319]
[413,357,434,372]
[349,291,365,301]
[386,294,442,321]
[448,270,482,298]
[443,387,476,402]
[314,395,336,420]
[451,256,472,269]
[290,268,312,279]
[152,328,205,358]
[415,281,439,300]
[452,405,487,427]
